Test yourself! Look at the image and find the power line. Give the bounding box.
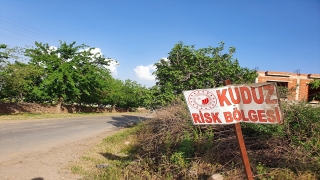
[0,19,58,43]
[0,16,155,79]
[0,26,39,41]
[0,15,60,40]
[0,32,34,45]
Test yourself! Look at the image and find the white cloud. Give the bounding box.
[81,48,119,76]
[107,59,119,76]
[48,46,60,57]
[162,57,168,61]
[133,57,168,81]
[88,48,102,55]
[80,47,102,57]
[49,46,57,51]
[134,64,156,81]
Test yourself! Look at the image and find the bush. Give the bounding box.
[243,101,320,156]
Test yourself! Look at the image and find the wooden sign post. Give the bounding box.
[225,80,253,180]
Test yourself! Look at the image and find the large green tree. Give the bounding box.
[153,41,258,106]
[0,61,42,102]
[0,45,40,102]
[120,79,148,110]
[101,79,149,111]
[25,41,112,112]
[143,85,176,110]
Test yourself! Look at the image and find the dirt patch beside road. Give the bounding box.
[0,128,121,180]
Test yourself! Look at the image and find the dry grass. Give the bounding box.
[69,126,141,180]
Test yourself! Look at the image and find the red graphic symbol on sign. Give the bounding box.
[202,98,209,105]
[188,90,217,110]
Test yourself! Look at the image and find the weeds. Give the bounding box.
[72,100,320,179]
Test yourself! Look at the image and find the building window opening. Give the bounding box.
[267,81,289,98]
[308,82,320,103]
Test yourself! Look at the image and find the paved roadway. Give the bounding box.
[0,113,150,163]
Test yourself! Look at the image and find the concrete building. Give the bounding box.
[256,71,320,103]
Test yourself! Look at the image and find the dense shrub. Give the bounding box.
[242,101,320,156]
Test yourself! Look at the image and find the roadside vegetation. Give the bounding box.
[1,41,318,112]
[71,99,319,180]
[0,42,150,113]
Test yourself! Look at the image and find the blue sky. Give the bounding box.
[1,0,319,87]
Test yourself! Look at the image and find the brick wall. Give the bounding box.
[257,71,320,102]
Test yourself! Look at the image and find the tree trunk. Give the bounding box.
[20,93,23,102]
[56,97,63,113]
[112,104,116,113]
[78,102,82,113]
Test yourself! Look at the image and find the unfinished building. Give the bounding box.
[256,71,320,103]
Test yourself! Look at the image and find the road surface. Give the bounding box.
[0,113,150,180]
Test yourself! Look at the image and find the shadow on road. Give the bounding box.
[109,115,150,128]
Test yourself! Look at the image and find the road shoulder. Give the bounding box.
[0,128,121,180]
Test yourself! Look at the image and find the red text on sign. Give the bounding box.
[191,107,281,124]
[216,85,277,107]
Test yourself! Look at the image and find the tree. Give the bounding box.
[0,61,43,102]
[120,79,148,110]
[101,79,149,111]
[143,85,176,110]
[0,45,40,102]
[153,41,258,106]
[25,41,112,112]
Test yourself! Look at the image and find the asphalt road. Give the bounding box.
[0,113,150,163]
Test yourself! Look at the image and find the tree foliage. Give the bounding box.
[0,61,43,102]
[25,41,112,108]
[0,44,9,69]
[309,79,320,101]
[0,41,149,112]
[102,79,149,110]
[143,85,176,110]
[0,44,7,95]
[1,41,260,111]
[152,41,258,107]
[0,44,8,61]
